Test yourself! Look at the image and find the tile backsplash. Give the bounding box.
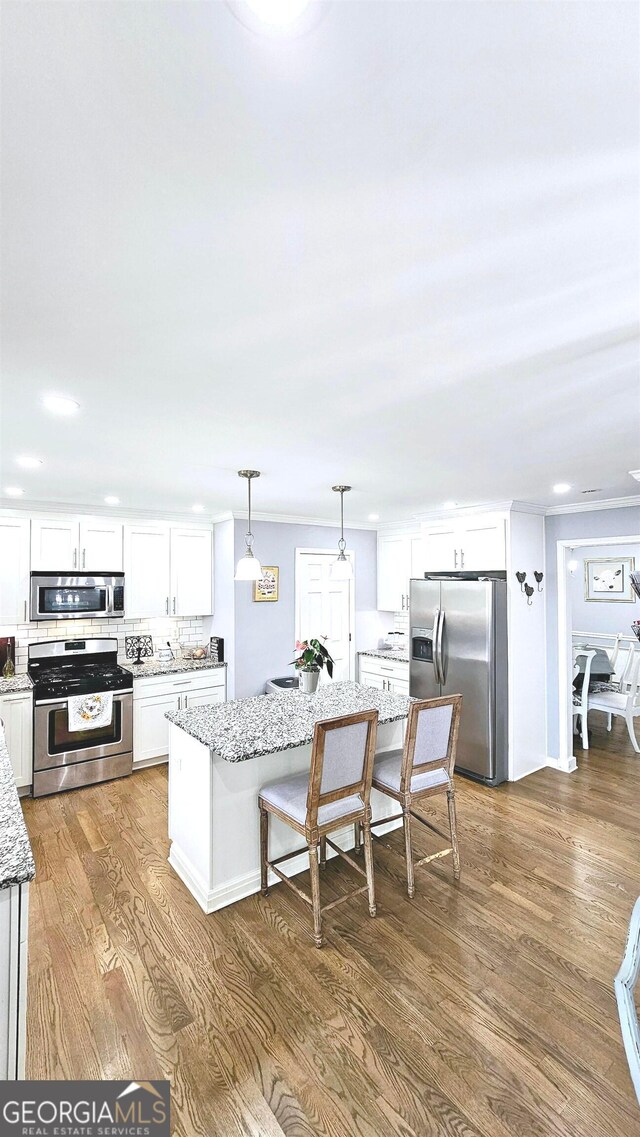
[0,616,206,673]
[393,611,409,635]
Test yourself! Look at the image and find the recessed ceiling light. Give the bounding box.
[4,487,24,497]
[41,394,80,416]
[552,483,571,494]
[104,495,120,506]
[192,504,205,513]
[244,0,311,26]
[16,455,43,469]
[443,501,458,509]
[368,513,379,522]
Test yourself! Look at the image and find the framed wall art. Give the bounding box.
[253,566,279,603]
[584,557,636,602]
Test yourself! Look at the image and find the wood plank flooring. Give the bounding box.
[22,716,640,1136]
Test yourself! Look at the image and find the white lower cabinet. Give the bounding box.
[358,655,409,696]
[133,670,226,766]
[0,694,33,789]
[0,882,29,1079]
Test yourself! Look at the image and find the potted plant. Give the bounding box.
[290,637,334,694]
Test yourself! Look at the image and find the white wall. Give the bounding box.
[507,509,548,779]
[570,541,639,635]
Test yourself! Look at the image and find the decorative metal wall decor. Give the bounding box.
[524,584,534,605]
[534,571,544,592]
[515,571,527,592]
[125,634,154,666]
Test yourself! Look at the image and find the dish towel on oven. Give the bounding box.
[67,691,113,731]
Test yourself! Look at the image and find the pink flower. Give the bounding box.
[295,640,307,650]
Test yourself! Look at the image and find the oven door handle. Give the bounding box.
[35,690,133,707]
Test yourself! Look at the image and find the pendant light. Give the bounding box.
[330,485,353,580]
[235,470,263,581]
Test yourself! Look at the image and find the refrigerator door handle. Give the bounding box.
[433,608,442,685]
[436,607,445,686]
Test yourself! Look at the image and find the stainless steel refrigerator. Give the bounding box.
[410,574,508,785]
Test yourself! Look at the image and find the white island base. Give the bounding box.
[168,719,406,914]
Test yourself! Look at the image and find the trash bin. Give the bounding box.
[265,676,300,694]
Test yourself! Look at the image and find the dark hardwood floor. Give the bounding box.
[23,715,640,1136]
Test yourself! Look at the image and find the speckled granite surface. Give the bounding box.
[166,681,411,763]
[0,674,33,694]
[119,658,227,680]
[358,649,409,664]
[0,725,35,890]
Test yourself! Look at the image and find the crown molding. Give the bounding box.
[231,510,377,531]
[0,500,216,526]
[545,495,640,515]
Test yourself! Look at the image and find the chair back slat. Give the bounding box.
[400,695,462,793]
[306,710,378,830]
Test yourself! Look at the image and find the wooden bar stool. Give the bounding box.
[258,709,379,948]
[369,695,462,898]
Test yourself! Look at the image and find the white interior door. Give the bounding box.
[295,550,355,683]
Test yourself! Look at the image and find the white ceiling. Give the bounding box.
[1,0,638,523]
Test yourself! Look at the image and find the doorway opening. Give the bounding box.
[556,534,640,770]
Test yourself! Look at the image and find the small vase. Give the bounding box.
[299,668,320,694]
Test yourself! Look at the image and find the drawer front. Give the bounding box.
[359,657,409,681]
[133,669,226,700]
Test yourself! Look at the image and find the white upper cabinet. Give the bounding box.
[423,526,458,571]
[123,523,213,619]
[124,524,171,618]
[30,519,79,570]
[377,534,411,612]
[460,517,506,571]
[0,517,30,622]
[423,515,506,572]
[79,520,123,572]
[378,531,428,612]
[170,528,213,617]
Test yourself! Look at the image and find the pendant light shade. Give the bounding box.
[235,470,263,581]
[330,485,353,581]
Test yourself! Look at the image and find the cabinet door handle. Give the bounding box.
[73,548,77,569]
[165,597,169,614]
[184,694,188,708]
[82,548,86,569]
[460,549,465,568]
[23,600,27,622]
[454,549,458,568]
[401,594,405,611]
[172,596,176,615]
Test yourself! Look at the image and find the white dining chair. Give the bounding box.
[573,649,596,750]
[615,896,640,1105]
[588,647,640,753]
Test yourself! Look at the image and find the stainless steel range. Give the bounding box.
[28,638,133,797]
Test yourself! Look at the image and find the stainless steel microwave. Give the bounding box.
[30,572,125,621]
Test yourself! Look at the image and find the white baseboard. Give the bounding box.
[133,755,168,771]
[168,816,403,915]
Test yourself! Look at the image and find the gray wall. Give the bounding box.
[570,541,639,635]
[545,504,640,756]
[233,519,380,699]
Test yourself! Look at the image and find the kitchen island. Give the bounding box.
[166,681,411,913]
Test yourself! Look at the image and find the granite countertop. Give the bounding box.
[0,674,33,695]
[358,649,410,664]
[0,725,35,890]
[119,658,227,680]
[166,680,411,763]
